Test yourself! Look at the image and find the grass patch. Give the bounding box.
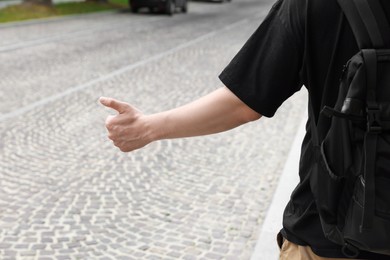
[0,0,128,23]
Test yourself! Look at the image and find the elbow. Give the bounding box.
[240,105,262,123]
[245,112,262,123]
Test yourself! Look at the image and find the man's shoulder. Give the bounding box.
[275,0,339,21]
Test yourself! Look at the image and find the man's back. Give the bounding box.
[219,0,390,258]
[282,0,390,258]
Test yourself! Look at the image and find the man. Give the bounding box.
[100,0,390,259]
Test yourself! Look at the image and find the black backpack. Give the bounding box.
[310,0,390,258]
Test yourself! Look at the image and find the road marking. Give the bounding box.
[0,18,251,122]
[250,110,307,260]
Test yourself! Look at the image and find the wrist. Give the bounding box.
[144,112,170,142]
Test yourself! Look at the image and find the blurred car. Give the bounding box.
[130,0,188,15]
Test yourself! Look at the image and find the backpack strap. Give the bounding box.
[338,0,390,48]
[367,0,390,47]
[361,49,379,231]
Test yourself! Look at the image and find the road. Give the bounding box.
[0,1,307,259]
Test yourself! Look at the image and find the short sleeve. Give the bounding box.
[219,0,305,117]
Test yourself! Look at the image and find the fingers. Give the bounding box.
[100,96,148,152]
[104,115,116,131]
[104,115,138,150]
[99,97,130,114]
[112,140,147,153]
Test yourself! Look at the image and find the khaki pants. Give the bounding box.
[278,235,361,260]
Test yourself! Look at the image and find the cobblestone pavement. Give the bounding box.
[0,1,307,259]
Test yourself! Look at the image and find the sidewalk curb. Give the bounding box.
[250,112,307,260]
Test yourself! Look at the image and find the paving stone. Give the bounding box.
[14,244,29,249]
[56,256,71,260]
[32,244,47,250]
[203,252,224,260]
[166,251,182,258]
[0,243,12,249]
[116,256,136,260]
[3,250,17,256]
[19,250,36,256]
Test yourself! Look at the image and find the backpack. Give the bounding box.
[310,0,390,257]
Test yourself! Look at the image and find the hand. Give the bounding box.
[100,97,152,152]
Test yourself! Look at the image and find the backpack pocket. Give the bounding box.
[310,144,346,244]
[311,115,363,245]
[375,176,390,219]
[343,176,390,255]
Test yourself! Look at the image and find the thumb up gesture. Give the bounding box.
[100,97,153,152]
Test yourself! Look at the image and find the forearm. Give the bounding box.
[146,87,262,141]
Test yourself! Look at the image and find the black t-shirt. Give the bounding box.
[219,0,390,258]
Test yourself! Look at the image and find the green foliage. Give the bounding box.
[0,5,56,22]
[0,1,128,23]
[107,0,127,5]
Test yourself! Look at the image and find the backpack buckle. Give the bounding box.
[342,243,360,258]
[366,107,382,133]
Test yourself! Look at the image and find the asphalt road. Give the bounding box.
[0,1,307,259]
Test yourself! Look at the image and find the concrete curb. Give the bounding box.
[251,112,307,260]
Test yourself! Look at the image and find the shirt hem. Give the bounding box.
[218,71,276,118]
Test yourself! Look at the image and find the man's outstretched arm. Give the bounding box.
[100,86,262,152]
